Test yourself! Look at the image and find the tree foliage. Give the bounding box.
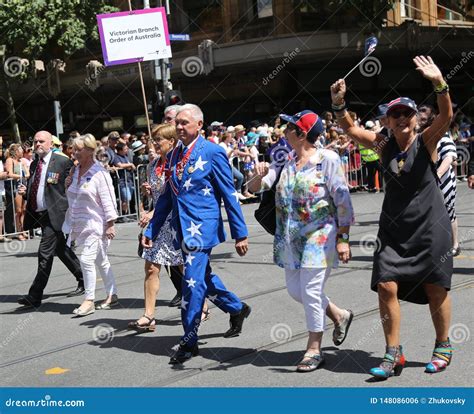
[0,0,118,60]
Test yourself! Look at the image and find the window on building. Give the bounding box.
[167,0,223,34]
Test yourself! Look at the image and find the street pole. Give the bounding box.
[53,100,64,137]
[153,0,171,121]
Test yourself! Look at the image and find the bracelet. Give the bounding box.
[331,101,346,111]
[337,233,350,243]
[434,82,449,94]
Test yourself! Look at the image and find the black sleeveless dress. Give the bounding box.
[371,135,453,304]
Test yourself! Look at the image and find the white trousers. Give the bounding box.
[78,238,116,301]
[285,267,331,332]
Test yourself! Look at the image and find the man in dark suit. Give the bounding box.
[17,131,84,308]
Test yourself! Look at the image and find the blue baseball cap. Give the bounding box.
[280,110,324,140]
[376,104,388,119]
[386,97,417,116]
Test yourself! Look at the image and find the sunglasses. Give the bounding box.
[388,108,416,119]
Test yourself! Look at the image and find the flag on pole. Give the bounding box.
[364,36,378,56]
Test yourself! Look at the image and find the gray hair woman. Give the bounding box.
[250,110,354,372]
[63,134,118,316]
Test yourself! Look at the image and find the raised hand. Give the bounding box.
[413,56,444,85]
[330,79,346,105]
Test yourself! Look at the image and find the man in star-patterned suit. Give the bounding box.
[143,104,251,364]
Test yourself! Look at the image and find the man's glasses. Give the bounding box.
[389,109,416,119]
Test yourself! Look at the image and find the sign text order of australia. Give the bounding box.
[109,26,162,43]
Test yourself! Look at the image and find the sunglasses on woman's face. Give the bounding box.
[389,109,416,119]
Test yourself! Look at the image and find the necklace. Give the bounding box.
[176,139,198,180]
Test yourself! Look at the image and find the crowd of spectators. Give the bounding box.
[0,103,472,241]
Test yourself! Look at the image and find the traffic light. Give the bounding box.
[165,90,183,106]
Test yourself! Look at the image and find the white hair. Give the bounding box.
[164,105,181,115]
[176,104,203,122]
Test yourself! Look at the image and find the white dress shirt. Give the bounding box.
[35,150,52,212]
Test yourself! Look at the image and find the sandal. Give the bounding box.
[296,352,325,373]
[201,309,211,322]
[128,315,156,332]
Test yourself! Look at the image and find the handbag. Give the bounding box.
[253,168,282,236]
[137,231,144,258]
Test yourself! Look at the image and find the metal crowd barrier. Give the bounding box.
[1,178,32,239]
[1,144,470,239]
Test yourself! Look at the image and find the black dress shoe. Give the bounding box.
[169,343,199,364]
[66,283,85,297]
[223,303,251,338]
[17,296,41,308]
[168,293,182,307]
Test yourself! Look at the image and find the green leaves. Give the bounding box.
[0,0,119,61]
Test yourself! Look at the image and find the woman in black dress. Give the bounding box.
[330,56,454,379]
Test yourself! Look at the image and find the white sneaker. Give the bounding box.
[237,193,247,201]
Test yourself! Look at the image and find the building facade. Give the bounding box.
[1,0,472,140]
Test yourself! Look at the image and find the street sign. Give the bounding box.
[97,7,172,66]
[169,34,190,41]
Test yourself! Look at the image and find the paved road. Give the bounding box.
[1,186,473,387]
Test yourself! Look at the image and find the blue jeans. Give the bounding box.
[232,166,244,192]
[119,182,134,202]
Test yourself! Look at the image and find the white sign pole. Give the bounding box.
[127,0,152,139]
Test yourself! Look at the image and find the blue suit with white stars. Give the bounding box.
[144,135,248,347]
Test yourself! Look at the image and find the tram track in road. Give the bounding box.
[0,279,472,375]
[151,279,474,387]
[0,266,362,370]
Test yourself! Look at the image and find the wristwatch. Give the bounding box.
[337,233,350,243]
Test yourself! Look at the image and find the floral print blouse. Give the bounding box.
[262,149,354,269]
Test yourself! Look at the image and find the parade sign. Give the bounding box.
[97,7,171,66]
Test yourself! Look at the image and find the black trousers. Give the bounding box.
[365,160,383,190]
[166,265,183,296]
[28,211,83,302]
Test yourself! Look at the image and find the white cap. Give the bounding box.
[365,120,375,129]
[227,126,235,132]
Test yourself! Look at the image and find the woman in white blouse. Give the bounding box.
[250,110,354,372]
[64,134,118,316]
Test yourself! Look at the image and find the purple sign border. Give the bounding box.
[96,7,170,67]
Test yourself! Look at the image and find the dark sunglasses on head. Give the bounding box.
[388,108,416,119]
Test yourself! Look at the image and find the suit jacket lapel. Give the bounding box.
[168,141,182,195]
[26,158,39,201]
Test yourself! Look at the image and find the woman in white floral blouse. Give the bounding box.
[250,110,355,372]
